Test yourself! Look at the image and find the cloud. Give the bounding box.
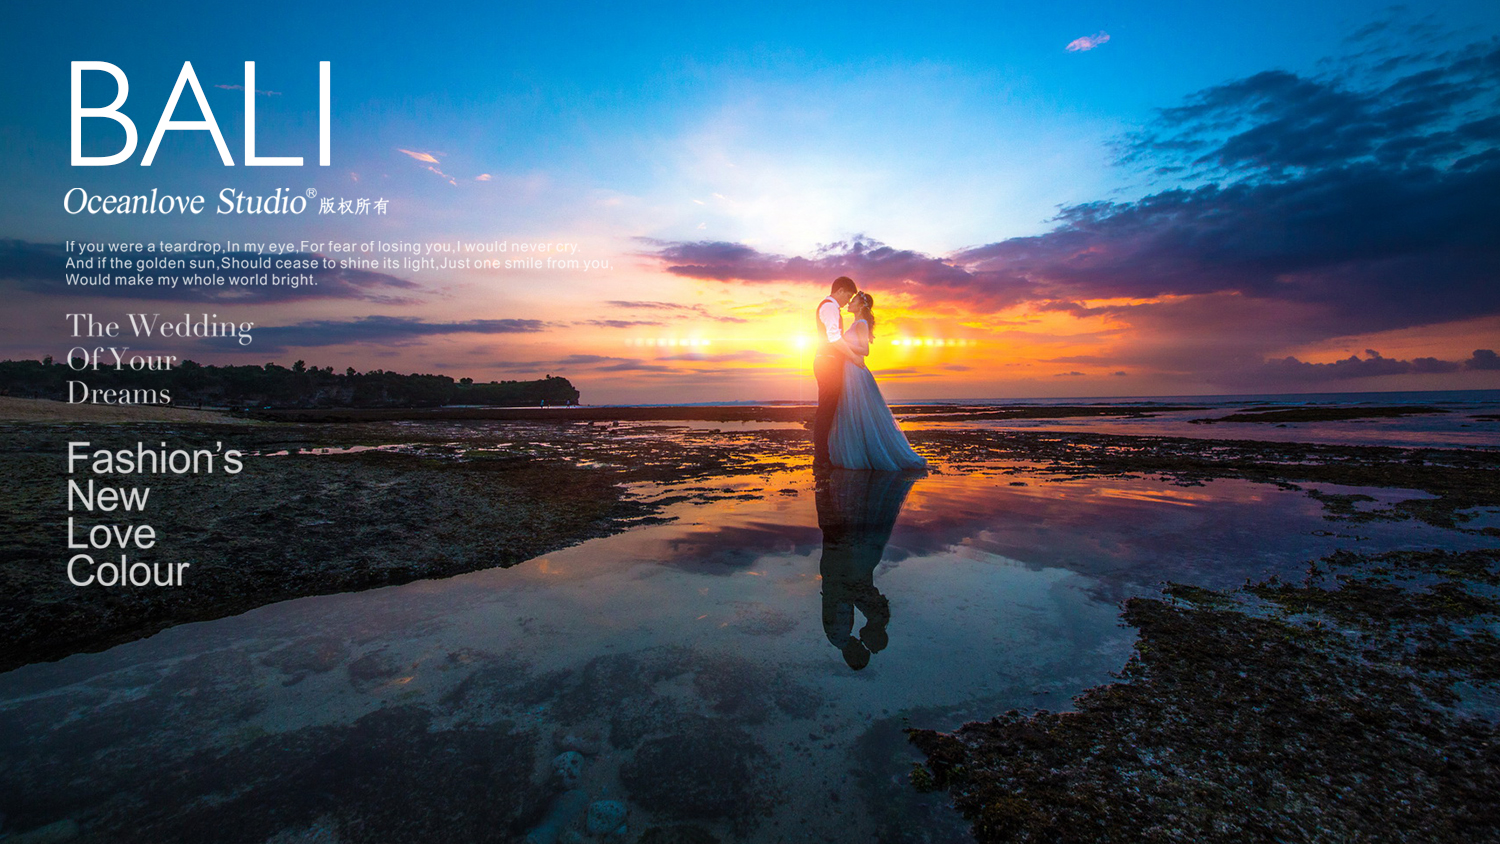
[645,37,1500,388]
[576,319,664,328]
[396,149,441,164]
[214,84,281,96]
[485,349,787,378]
[1123,39,1499,180]
[0,239,420,303]
[475,174,492,182]
[253,315,546,352]
[644,237,1006,305]
[1467,349,1500,371]
[1043,355,1114,365]
[654,350,779,364]
[396,149,461,185]
[1342,8,1447,50]
[1231,348,1496,385]
[605,299,750,323]
[606,300,700,310]
[552,354,679,373]
[953,159,1500,337]
[949,39,1500,343]
[1065,31,1111,52]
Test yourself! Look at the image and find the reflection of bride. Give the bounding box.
[817,468,921,669]
[828,292,927,471]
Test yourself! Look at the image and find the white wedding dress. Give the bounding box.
[828,319,927,471]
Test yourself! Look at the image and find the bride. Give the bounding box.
[828,292,927,471]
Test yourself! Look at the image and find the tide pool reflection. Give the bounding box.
[6,460,1482,842]
[816,469,923,669]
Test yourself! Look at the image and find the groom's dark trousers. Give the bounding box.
[813,352,843,465]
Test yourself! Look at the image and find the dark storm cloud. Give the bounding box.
[0,240,422,304]
[253,316,546,353]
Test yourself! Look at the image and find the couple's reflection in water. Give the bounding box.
[815,468,922,670]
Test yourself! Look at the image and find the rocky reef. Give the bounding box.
[908,547,1500,842]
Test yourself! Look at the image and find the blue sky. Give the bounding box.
[7,0,1490,245]
[2,1,1498,401]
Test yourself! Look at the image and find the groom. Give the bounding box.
[812,276,858,468]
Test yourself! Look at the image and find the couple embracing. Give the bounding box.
[811,276,926,472]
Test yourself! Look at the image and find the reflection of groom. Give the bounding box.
[816,469,921,670]
[812,276,859,469]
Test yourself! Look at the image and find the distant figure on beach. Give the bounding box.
[812,279,925,471]
[816,468,921,669]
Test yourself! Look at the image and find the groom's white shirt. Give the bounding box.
[817,296,843,343]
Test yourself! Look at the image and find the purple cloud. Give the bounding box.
[646,236,1021,308]
[1229,349,1498,386]
[253,316,546,353]
[1467,349,1500,371]
[604,300,748,323]
[646,39,1500,387]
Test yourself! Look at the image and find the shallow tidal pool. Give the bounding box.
[0,461,1489,843]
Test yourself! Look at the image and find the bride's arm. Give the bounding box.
[838,322,870,365]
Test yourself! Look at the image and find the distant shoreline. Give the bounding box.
[240,403,1220,423]
[5,393,1497,427]
[0,396,251,424]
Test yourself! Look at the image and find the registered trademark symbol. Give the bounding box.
[306,188,317,198]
